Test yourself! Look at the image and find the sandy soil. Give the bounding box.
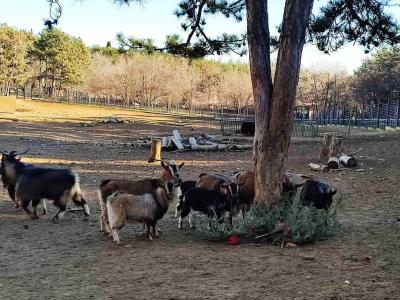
[0,99,399,299]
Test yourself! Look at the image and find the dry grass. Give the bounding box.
[0,96,16,115]
[0,97,218,129]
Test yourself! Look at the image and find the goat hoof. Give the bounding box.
[42,210,47,215]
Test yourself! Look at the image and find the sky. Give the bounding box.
[0,0,399,74]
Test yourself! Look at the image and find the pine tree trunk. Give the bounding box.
[246,0,314,204]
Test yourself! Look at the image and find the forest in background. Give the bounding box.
[1,24,399,111]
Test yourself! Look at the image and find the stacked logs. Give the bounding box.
[308,133,359,172]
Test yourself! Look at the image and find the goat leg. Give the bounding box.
[21,206,33,218]
[32,199,41,219]
[41,199,47,215]
[146,224,153,240]
[152,224,159,238]
[52,207,67,222]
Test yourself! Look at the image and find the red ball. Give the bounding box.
[228,235,240,245]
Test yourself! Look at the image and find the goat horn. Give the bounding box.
[0,150,8,155]
[15,148,30,155]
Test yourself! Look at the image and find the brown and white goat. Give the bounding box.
[98,160,184,235]
[107,179,175,244]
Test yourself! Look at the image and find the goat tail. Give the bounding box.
[106,196,121,230]
[70,174,90,216]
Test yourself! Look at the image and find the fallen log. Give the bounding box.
[188,137,198,148]
[339,154,357,168]
[161,137,169,148]
[307,163,329,172]
[191,144,219,151]
[201,133,221,143]
[327,157,340,169]
[172,130,184,150]
[349,147,363,157]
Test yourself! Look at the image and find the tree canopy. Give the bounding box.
[0,24,34,93]
[46,1,400,58]
[352,46,400,102]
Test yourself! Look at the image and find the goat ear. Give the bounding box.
[178,162,185,169]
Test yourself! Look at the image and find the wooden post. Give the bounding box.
[148,138,162,163]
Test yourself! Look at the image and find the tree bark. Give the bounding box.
[246,0,314,204]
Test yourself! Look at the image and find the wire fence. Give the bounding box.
[317,99,400,129]
[8,85,400,137]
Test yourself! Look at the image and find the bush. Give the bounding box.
[195,193,343,244]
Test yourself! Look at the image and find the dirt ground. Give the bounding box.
[0,99,399,299]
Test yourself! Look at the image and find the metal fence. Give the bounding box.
[13,86,219,119]
[10,85,400,136]
[219,115,321,137]
[316,99,400,129]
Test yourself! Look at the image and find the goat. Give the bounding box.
[299,180,337,209]
[98,160,184,235]
[234,170,255,218]
[196,174,239,202]
[107,179,175,244]
[1,149,90,220]
[1,149,31,208]
[196,173,239,224]
[232,171,306,217]
[177,187,233,229]
[233,172,336,211]
[240,120,255,136]
[173,180,197,218]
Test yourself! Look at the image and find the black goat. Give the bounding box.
[300,180,337,209]
[177,187,234,229]
[1,149,31,208]
[1,149,90,220]
[240,120,255,136]
[174,180,197,218]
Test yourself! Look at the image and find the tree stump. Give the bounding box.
[330,137,343,158]
[148,138,162,162]
[319,133,333,163]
